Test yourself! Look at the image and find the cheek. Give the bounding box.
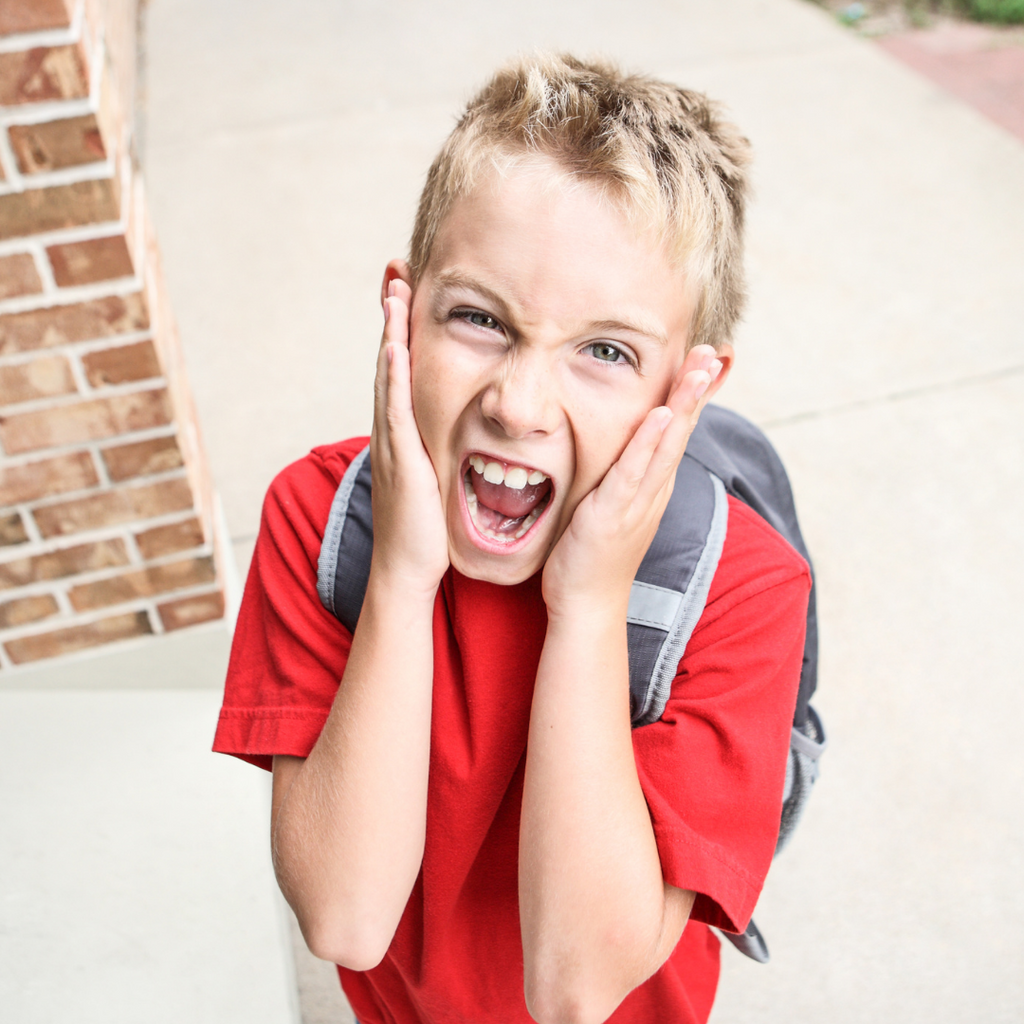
[569,396,652,489]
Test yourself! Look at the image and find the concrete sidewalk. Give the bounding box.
[0,626,300,1024]
[3,0,1020,1020]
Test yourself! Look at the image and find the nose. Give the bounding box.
[480,349,558,440]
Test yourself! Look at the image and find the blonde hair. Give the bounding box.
[409,53,752,351]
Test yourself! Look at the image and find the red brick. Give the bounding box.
[101,435,183,482]
[0,46,88,107]
[0,253,43,301]
[8,115,106,175]
[32,477,193,537]
[0,178,119,242]
[0,539,128,590]
[158,590,225,632]
[0,512,28,547]
[69,555,216,611]
[5,611,152,664]
[135,517,203,560]
[0,0,71,36]
[0,593,59,630]
[0,450,97,505]
[47,234,134,287]
[0,387,172,454]
[0,355,76,407]
[0,293,149,356]
[82,340,160,388]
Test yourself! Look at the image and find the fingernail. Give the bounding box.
[695,374,711,399]
[657,406,673,431]
[383,298,391,323]
[709,359,723,380]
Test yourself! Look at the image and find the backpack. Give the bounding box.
[315,403,825,964]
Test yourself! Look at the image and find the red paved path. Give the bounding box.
[878,21,1024,141]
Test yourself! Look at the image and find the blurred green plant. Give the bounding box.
[963,0,1024,22]
[814,0,1024,24]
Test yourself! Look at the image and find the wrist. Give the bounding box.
[365,559,443,615]
[543,593,627,638]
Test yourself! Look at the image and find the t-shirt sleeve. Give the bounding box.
[212,439,369,770]
[632,498,811,934]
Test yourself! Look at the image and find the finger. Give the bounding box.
[383,296,424,450]
[590,404,673,515]
[372,293,412,454]
[387,276,413,309]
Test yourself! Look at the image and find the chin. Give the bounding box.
[447,540,546,586]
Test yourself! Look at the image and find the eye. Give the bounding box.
[451,308,502,331]
[585,341,634,367]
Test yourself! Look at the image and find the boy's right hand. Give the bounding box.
[370,280,450,597]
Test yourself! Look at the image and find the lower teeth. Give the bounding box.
[464,474,545,543]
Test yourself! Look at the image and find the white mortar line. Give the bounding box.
[0,422,177,471]
[65,350,93,396]
[0,474,113,517]
[0,220,129,260]
[17,505,42,544]
[146,602,164,634]
[25,240,58,294]
[0,0,85,54]
[19,467,188,513]
[0,271,142,315]
[1,157,117,193]
[0,126,22,191]
[85,443,111,486]
[0,331,154,369]
[0,537,213,593]
[52,588,75,616]
[0,374,168,418]
[122,528,144,565]
[0,99,95,128]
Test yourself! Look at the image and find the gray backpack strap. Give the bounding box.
[316,444,372,633]
[685,404,819,734]
[627,457,728,727]
[776,704,827,853]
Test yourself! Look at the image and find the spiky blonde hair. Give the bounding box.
[409,53,752,351]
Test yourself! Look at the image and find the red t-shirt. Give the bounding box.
[215,437,811,1024]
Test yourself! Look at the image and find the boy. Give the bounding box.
[215,54,811,1024]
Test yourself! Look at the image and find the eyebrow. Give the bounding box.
[432,270,669,346]
[432,271,513,319]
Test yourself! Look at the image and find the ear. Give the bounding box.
[380,259,413,308]
[703,343,734,402]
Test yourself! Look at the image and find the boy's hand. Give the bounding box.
[542,345,722,617]
[370,280,450,596]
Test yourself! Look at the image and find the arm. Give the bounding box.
[519,348,721,1024]
[271,279,448,969]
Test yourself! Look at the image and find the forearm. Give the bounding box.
[519,605,693,1024]
[272,569,436,968]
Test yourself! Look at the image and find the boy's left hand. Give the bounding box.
[541,345,722,618]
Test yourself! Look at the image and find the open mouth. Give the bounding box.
[462,454,553,545]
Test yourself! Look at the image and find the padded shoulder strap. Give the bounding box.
[686,405,819,728]
[316,444,372,633]
[627,457,727,726]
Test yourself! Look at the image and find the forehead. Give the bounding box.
[422,161,694,342]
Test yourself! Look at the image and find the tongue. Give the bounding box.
[471,469,551,520]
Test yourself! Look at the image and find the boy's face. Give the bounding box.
[393,161,712,586]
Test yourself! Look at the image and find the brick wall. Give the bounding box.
[0,0,227,668]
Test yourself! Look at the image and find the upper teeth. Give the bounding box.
[468,456,548,490]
